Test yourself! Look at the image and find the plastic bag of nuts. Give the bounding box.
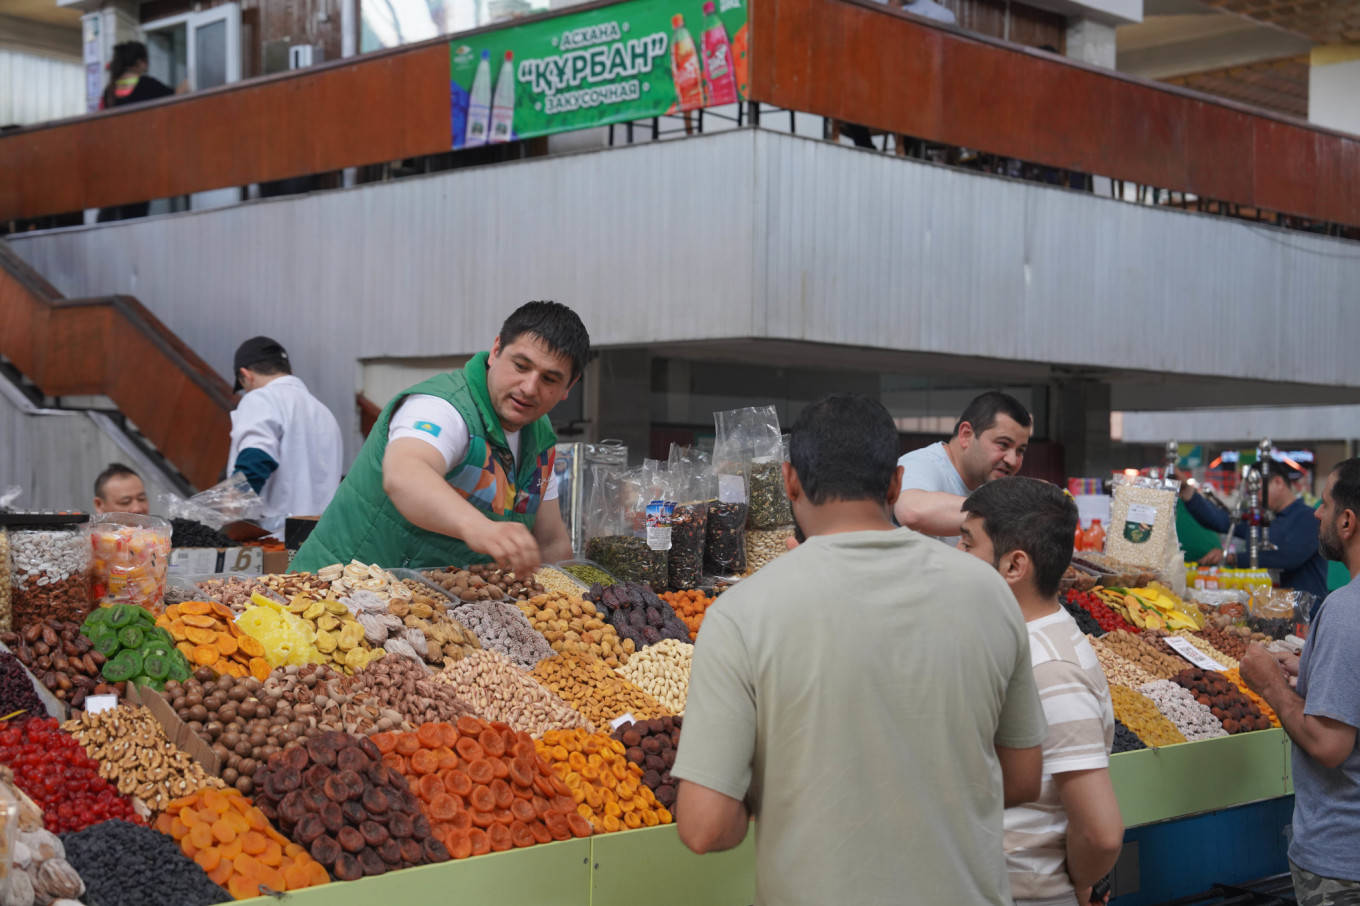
[431,649,594,737]
[745,527,794,574]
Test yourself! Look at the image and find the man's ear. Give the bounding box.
[957,422,975,449]
[886,465,903,506]
[782,461,802,504]
[998,549,1030,587]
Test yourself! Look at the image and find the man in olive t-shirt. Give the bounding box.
[673,394,1047,906]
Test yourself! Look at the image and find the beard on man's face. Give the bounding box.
[1320,519,1345,562]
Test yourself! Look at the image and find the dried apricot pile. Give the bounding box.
[157,601,271,681]
[372,716,592,859]
[158,787,330,900]
[535,728,672,833]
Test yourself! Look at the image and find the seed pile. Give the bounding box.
[745,528,793,574]
[261,663,410,737]
[530,654,662,727]
[1097,630,1189,680]
[517,593,633,668]
[1088,637,1156,689]
[432,650,593,737]
[63,819,228,906]
[8,528,91,630]
[345,656,474,728]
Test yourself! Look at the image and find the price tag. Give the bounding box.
[1164,635,1225,671]
[221,547,264,576]
[84,694,119,714]
[609,713,637,732]
[170,548,221,574]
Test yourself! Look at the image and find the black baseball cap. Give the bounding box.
[232,336,288,391]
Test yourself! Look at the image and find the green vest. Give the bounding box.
[291,352,558,572]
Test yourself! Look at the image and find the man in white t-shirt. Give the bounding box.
[959,477,1123,906]
[894,390,1033,545]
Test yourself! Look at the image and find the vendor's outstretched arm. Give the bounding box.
[894,488,968,536]
[532,497,573,565]
[382,438,541,574]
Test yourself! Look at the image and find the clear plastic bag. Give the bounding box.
[1105,475,1180,569]
[160,472,266,531]
[585,465,668,589]
[714,405,792,530]
[665,445,711,590]
[89,512,172,610]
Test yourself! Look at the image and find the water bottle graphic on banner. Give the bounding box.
[670,14,705,111]
[464,49,493,147]
[489,50,516,144]
[700,2,737,105]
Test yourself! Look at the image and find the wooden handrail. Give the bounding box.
[0,241,234,488]
[0,0,1356,225]
[748,0,1360,226]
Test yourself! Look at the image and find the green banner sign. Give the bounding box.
[450,0,748,148]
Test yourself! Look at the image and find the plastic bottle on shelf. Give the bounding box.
[464,50,493,147]
[670,14,705,111]
[1074,522,1086,552]
[488,50,516,144]
[1084,518,1105,553]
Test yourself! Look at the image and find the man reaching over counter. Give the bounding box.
[292,301,588,575]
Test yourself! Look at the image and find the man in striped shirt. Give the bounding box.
[960,477,1124,906]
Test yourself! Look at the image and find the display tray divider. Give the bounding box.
[1109,728,1292,828]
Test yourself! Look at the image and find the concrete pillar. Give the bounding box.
[588,349,652,464]
[1053,380,1113,477]
[1309,45,1360,134]
[1066,18,1117,69]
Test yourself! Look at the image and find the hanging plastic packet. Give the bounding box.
[707,410,751,575]
[666,445,710,590]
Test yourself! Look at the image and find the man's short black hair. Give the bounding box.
[245,355,291,377]
[94,463,141,499]
[498,301,591,381]
[1263,458,1303,484]
[1329,458,1360,520]
[954,391,1033,438]
[961,477,1076,598]
[788,394,899,505]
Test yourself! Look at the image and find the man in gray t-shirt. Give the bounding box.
[895,391,1033,545]
[674,393,1046,906]
[1242,458,1360,904]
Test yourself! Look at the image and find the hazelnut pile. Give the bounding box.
[423,565,545,602]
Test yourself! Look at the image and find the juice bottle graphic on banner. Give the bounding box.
[489,50,516,143]
[670,14,705,111]
[700,2,738,105]
[464,49,493,147]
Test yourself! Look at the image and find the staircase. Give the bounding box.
[0,239,234,490]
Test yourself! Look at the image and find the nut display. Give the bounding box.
[1108,685,1187,747]
[0,529,10,632]
[534,567,592,597]
[345,584,481,670]
[431,650,593,737]
[582,583,689,650]
[516,593,633,668]
[529,654,662,727]
[193,577,261,614]
[165,668,307,795]
[1096,630,1189,680]
[1194,624,1250,661]
[8,527,92,631]
[62,704,224,810]
[344,655,473,728]
[610,716,682,810]
[372,716,592,858]
[447,601,553,671]
[315,561,415,603]
[1171,630,1240,670]
[422,566,545,602]
[252,730,449,880]
[2,619,118,710]
[0,717,141,832]
[62,818,227,906]
[157,787,330,898]
[1172,668,1270,734]
[81,605,190,691]
[1088,637,1156,689]
[157,601,271,681]
[261,664,410,737]
[1136,680,1227,742]
[535,728,672,832]
[616,640,692,715]
[555,563,614,587]
[657,590,712,641]
[744,527,793,574]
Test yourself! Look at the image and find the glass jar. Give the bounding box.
[89,513,172,611]
[2,513,92,631]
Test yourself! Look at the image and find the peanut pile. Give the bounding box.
[530,654,662,726]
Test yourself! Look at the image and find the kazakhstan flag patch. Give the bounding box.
[414,421,442,437]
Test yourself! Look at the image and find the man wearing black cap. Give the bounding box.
[227,336,342,536]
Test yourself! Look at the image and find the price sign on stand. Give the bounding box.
[221,547,264,576]
[170,548,221,574]
[84,694,118,714]
[1165,636,1225,671]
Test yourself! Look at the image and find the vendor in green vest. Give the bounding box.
[292,301,589,575]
